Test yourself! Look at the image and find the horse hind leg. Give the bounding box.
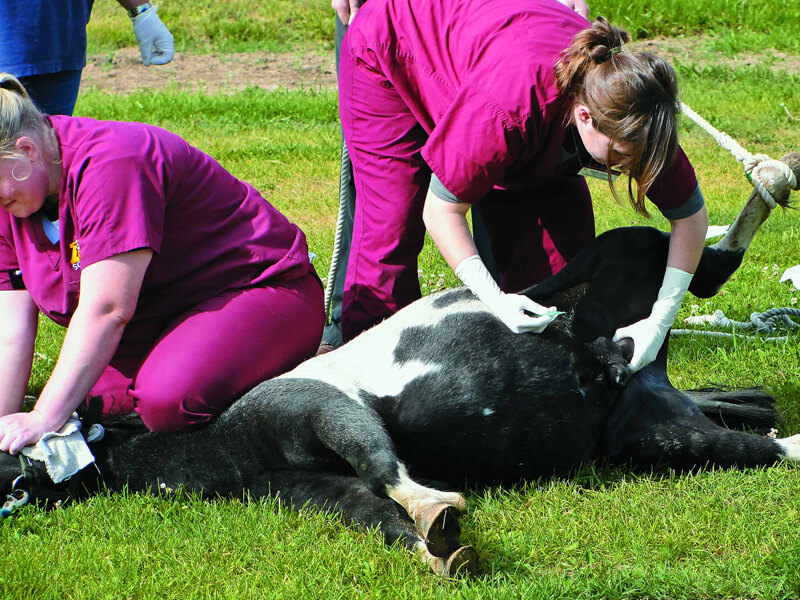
[385,464,466,557]
[306,386,466,556]
[266,469,478,576]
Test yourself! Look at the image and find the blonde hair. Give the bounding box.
[0,72,59,164]
[554,18,680,217]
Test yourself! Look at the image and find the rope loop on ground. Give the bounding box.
[674,306,800,342]
[679,102,798,210]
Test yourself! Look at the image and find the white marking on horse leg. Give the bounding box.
[387,464,466,522]
[776,434,800,461]
[711,191,771,253]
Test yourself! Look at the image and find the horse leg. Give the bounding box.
[261,469,478,577]
[249,378,466,556]
[604,365,794,470]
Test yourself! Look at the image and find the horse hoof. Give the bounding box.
[416,502,462,557]
[430,545,480,578]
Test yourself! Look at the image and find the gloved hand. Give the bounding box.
[613,266,693,373]
[455,255,560,334]
[131,5,175,66]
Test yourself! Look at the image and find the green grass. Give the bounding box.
[5,1,800,598]
[87,0,334,55]
[594,0,800,52]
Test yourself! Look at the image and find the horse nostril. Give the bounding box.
[605,363,630,388]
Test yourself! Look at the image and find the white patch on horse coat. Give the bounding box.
[777,434,800,461]
[280,290,490,404]
[482,408,495,417]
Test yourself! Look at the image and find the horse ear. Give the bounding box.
[615,337,635,362]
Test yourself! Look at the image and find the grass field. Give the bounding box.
[3,1,800,598]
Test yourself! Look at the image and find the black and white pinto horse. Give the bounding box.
[3,154,799,576]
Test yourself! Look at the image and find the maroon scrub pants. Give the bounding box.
[89,273,324,432]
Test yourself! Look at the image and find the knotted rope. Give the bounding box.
[679,102,798,208]
[672,104,799,342]
[672,307,800,342]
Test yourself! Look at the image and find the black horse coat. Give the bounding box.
[3,154,799,575]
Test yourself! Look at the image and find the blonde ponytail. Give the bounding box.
[0,72,58,162]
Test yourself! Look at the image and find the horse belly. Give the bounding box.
[387,372,611,485]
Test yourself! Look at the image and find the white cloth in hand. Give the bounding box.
[455,255,559,334]
[613,266,693,372]
[132,6,175,66]
[20,414,95,483]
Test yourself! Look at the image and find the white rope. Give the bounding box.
[671,307,800,342]
[679,101,798,209]
[672,105,800,343]
[671,329,789,343]
[324,137,352,323]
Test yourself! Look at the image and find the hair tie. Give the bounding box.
[592,45,623,63]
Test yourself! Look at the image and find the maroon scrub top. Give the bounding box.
[344,0,698,209]
[0,116,313,328]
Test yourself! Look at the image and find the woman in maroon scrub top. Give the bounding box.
[334,0,708,373]
[0,73,324,454]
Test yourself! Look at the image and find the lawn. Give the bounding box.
[3,1,800,598]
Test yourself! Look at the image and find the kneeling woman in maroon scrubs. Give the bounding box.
[334,0,708,373]
[0,73,324,454]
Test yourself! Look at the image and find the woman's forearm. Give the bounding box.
[422,188,479,270]
[32,249,154,431]
[667,204,709,274]
[0,291,39,416]
[31,305,130,430]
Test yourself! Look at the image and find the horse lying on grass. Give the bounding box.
[2,153,799,576]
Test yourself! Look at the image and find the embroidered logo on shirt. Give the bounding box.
[69,241,82,270]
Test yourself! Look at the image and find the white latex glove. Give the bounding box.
[613,266,693,373]
[455,255,560,334]
[131,6,175,66]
